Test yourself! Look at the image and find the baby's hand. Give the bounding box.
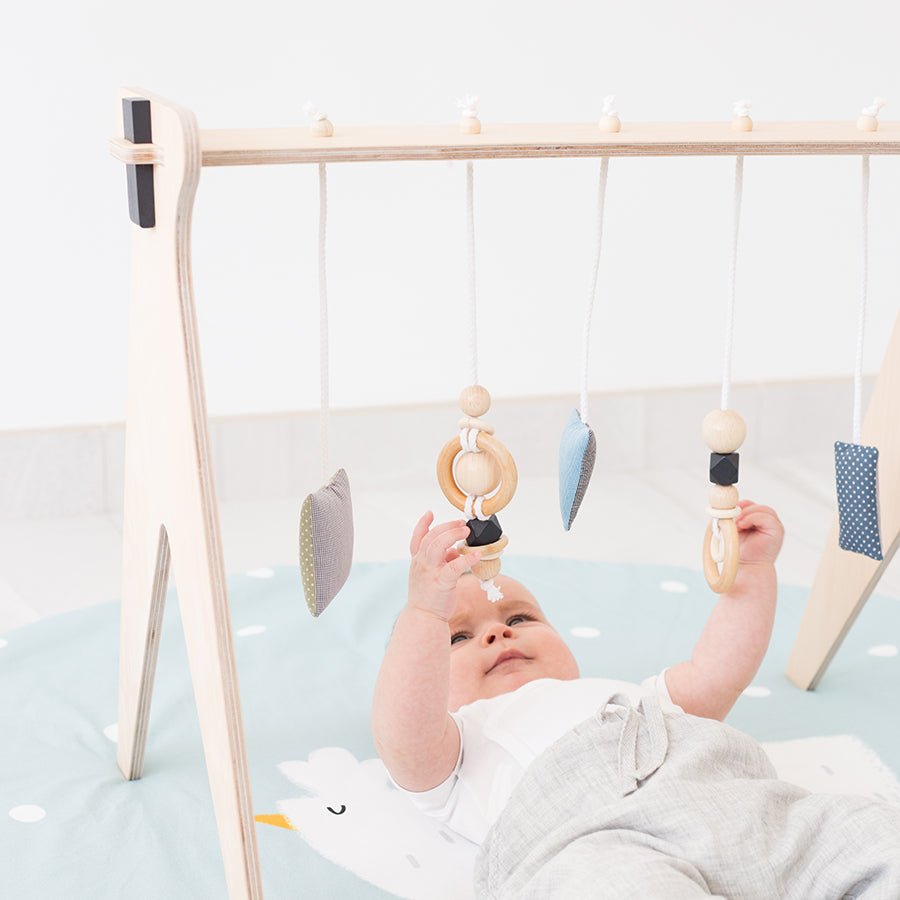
[408,511,479,621]
[735,500,784,565]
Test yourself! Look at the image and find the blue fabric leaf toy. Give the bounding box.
[559,408,596,531]
[834,441,883,561]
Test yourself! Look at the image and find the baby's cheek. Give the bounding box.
[448,649,482,708]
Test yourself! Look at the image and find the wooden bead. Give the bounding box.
[598,116,621,133]
[731,116,753,132]
[857,114,879,132]
[460,385,491,417]
[455,451,499,496]
[708,484,739,508]
[310,119,334,137]
[459,534,508,559]
[702,409,746,453]
[458,416,495,434]
[459,116,481,134]
[472,558,501,580]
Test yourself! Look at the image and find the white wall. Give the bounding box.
[3,0,899,430]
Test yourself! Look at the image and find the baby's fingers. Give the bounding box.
[409,511,434,556]
[444,549,480,583]
[425,522,470,566]
[736,509,782,532]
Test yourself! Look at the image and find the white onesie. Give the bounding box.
[395,672,680,844]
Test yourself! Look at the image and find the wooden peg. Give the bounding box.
[598,95,621,133]
[857,98,885,132]
[598,115,621,133]
[310,117,334,137]
[460,116,482,134]
[303,102,334,137]
[731,100,753,132]
[857,114,879,132]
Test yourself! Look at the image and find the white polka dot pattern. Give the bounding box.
[659,580,689,594]
[9,805,45,823]
[834,441,883,561]
[570,626,601,638]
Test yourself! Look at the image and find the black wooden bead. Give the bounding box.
[709,452,739,486]
[466,515,502,547]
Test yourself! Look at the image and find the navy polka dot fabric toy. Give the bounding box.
[834,441,884,561]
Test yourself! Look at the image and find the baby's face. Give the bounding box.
[447,575,579,711]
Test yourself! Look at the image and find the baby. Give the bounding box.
[372,504,900,898]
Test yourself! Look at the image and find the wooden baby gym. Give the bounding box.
[109,87,900,898]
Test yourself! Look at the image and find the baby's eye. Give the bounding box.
[450,632,469,645]
[507,614,534,626]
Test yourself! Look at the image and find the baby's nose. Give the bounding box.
[482,623,513,645]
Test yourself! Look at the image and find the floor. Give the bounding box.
[2,452,897,636]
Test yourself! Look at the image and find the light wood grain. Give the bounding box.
[114,86,262,899]
[786,308,900,689]
[702,518,740,593]
[108,136,164,165]
[436,432,518,518]
[198,121,900,167]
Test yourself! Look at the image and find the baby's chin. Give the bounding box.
[451,666,578,710]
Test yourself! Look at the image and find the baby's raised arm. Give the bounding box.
[666,501,784,721]
[371,512,478,792]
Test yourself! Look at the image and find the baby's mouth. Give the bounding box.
[487,651,528,673]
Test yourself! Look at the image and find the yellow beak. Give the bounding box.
[255,813,295,831]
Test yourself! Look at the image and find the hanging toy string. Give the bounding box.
[580,157,610,426]
[466,160,478,385]
[721,154,744,412]
[317,161,330,482]
[304,102,333,482]
[854,154,870,444]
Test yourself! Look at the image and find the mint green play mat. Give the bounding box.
[2,557,898,898]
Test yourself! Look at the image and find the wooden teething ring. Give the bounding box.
[702,518,739,593]
[436,432,518,517]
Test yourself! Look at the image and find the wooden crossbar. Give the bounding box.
[198,121,900,166]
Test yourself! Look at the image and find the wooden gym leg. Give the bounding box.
[114,87,263,898]
[786,309,900,690]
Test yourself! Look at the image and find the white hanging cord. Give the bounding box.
[580,156,610,425]
[854,155,870,444]
[861,97,887,118]
[457,94,479,119]
[720,154,744,411]
[465,160,478,385]
[317,161,329,480]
